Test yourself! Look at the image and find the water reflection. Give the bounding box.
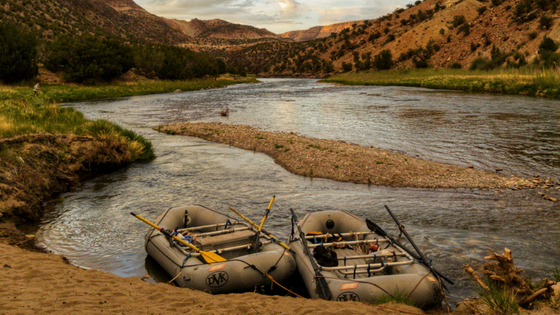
[36,79,560,305]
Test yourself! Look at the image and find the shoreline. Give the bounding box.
[157,122,548,190]
[1,79,558,314]
[320,69,560,99]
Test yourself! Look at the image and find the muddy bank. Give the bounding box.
[157,122,545,190]
[0,133,137,248]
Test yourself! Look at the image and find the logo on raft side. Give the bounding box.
[206,271,229,288]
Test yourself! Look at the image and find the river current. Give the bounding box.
[37,78,560,305]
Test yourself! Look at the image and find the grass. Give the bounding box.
[553,267,560,282]
[371,292,418,308]
[479,280,519,315]
[321,68,560,99]
[0,76,256,161]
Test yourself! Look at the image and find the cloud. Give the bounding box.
[134,0,412,33]
[277,0,299,13]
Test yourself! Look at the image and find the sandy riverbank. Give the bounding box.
[157,122,552,190]
[1,242,440,315]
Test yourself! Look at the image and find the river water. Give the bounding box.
[37,78,560,305]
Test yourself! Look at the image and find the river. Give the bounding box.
[36,78,560,305]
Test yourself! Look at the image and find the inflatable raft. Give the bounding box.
[288,210,443,308]
[144,206,297,293]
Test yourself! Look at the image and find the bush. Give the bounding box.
[0,21,38,84]
[450,62,462,69]
[539,16,554,30]
[452,15,467,27]
[373,50,394,70]
[469,57,494,71]
[45,35,133,83]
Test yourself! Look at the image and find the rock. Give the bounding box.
[495,168,503,172]
[553,283,560,297]
[468,165,473,168]
[174,89,181,93]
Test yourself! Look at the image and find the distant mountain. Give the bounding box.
[281,21,366,42]
[167,18,279,40]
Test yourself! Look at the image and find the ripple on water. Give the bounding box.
[40,79,560,305]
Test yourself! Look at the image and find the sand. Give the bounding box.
[0,243,432,315]
[157,122,550,190]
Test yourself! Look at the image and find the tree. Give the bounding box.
[373,50,394,70]
[46,34,133,83]
[0,21,38,84]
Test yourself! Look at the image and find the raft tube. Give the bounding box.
[145,206,297,294]
[289,210,442,308]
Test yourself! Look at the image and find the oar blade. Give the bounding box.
[200,251,227,264]
[365,219,388,237]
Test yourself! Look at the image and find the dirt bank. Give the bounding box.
[157,122,545,190]
[0,133,136,248]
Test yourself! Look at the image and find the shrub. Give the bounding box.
[528,32,539,40]
[342,62,353,72]
[477,6,488,15]
[450,62,462,69]
[469,57,494,71]
[373,50,394,70]
[539,16,554,30]
[452,15,467,27]
[0,21,38,84]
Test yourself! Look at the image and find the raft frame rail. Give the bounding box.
[308,239,389,248]
[173,239,274,257]
[177,220,244,232]
[320,260,414,272]
[304,231,381,240]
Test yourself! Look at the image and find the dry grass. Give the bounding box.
[157,122,540,189]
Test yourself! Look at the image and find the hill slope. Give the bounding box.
[0,0,191,44]
[228,0,560,76]
[281,20,366,42]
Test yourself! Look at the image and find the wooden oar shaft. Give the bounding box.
[227,206,292,252]
[131,212,200,252]
[131,212,226,263]
[258,195,275,231]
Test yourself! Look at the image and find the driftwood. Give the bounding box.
[464,248,557,308]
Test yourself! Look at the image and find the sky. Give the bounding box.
[134,0,413,34]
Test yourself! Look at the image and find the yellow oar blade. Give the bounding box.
[131,212,226,264]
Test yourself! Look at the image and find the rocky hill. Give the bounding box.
[0,0,190,44]
[281,20,366,42]
[228,0,560,76]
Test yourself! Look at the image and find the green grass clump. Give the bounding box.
[480,280,519,315]
[321,68,560,99]
[553,267,560,282]
[371,292,418,308]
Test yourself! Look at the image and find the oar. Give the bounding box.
[227,206,294,254]
[290,208,332,300]
[365,218,454,286]
[131,212,226,264]
[258,195,275,231]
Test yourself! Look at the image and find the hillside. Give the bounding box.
[281,20,366,42]
[228,0,560,76]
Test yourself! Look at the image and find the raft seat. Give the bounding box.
[196,229,257,251]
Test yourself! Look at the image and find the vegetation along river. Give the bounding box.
[36,78,560,305]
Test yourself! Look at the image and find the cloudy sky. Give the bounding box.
[135,0,412,34]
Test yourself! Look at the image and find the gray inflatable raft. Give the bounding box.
[145,206,297,293]
[289,210,442,308]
